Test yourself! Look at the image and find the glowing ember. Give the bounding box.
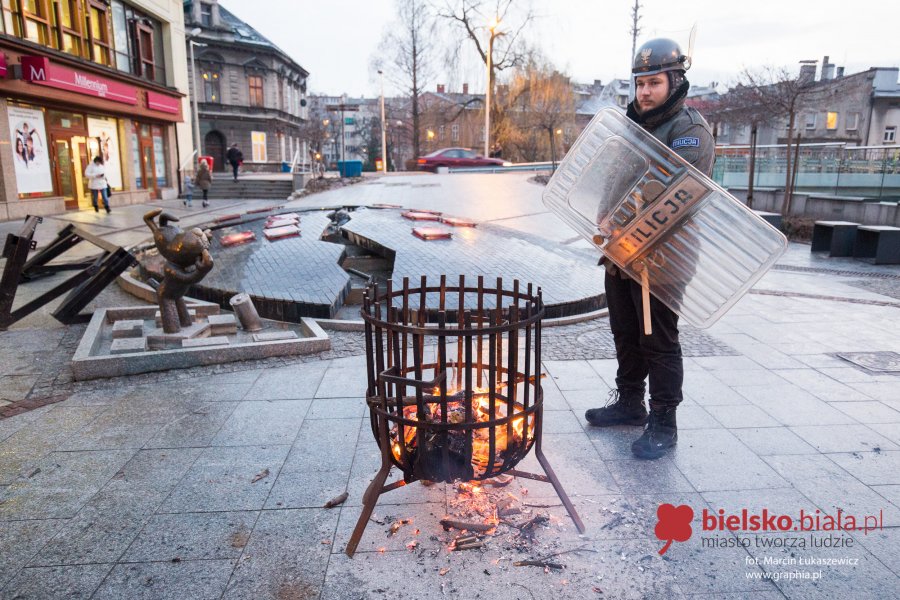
[389,384,535,477]
[402,211,442,221]
[220,231,256,246]
[412,227,452,241]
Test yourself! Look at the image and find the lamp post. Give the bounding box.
[378,70,388,173]
[187,28,206,163]
[484,17,499,157]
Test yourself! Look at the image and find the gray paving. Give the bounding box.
[1,172,899,598]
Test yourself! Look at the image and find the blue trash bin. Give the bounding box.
[280,161,291,173]
[337,160,363,177]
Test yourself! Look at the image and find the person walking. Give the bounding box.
[584,38,715,460]
[84,156,111,213]
[226,143,243,182]
[195,158,213,207]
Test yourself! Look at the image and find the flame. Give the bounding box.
[389,381,536,477]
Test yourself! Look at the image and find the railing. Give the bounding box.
[714,143,900,198]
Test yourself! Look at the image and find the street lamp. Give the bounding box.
[187,27,206,163]
[378,70,388,173]
[484,17,499,157]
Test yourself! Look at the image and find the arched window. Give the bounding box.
[202,68,221,103]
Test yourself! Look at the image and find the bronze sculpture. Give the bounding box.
[143,209,213,333]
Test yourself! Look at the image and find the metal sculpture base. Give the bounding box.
[345,431,585,557]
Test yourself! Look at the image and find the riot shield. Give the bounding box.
[543,109,787,328]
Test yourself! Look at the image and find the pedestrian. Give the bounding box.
[584,38,714,460]
[183,171,194,207]
[226,143,243,182]
[195,158,212,207]
[83,156,111,213]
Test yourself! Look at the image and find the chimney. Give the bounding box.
[836,66,845,78]
[821,55,834,81]
[462,83,469,95]
[798,60,817,84]
[437,84,445,93]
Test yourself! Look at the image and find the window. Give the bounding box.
[202,68,220,102]
[248,76,264,106]
[251,131,267,162]
[438,125,445,141]
[133,21,154,79]
[846,113,860,131]
[88,1,112,66]
[451,124,459,141]
[200,1,212,26]
[719,122,729,137]
[826,111,838,130]
[804,113,817,130]
[885,126,897,144]
[480,126,485,142]
[57,0,84,57]
[110,0,130,72]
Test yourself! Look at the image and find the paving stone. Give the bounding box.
[830,401,900,424]
[314,365,370,398]
[109,338,148,355]
[210,399,310,446]
[826,451,900,486]
[220,508,337,600]
[159,445,290,513]
[251,330,298,342]
[604,458,696,493]
[123,511,257,562]
[144,402,239,448]
[182,336,230,348]
[789,424,900,453]
[92,559,236,600]
[207,313,238,335]
[305,397,366,420]
[705,404,783,429]
[0,519,67,589]
[1,564,113,600]
[735,385,858,427]
[246,364,327,400]
[111,320,145,339]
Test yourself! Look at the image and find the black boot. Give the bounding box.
[585,389,647,427]
[631,404,677,459]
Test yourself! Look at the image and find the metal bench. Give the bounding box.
[811,221,860,257]
[852,225,900,265]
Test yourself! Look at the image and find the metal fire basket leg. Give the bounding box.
[345,277,585,558]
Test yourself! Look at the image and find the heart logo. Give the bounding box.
[656,503,694,554]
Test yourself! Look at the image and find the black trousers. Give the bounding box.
[230,161,239,179]
[605,268,684,408]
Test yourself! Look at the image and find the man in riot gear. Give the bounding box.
[585,38,715,460]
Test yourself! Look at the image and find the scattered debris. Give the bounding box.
[323,491,349,508]
[497,497,522,518]
[406,540,419,551]
[26,468,41,478]
[514,559,564,569]
[389,518,412,536]
[250,468,270,483]
[439,567,450,576]
[440,518,495,533]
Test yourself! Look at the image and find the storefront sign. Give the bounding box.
[146,91,180,115]
[21,56,137,105]
[8,105,53,194]
[87,117,123,189]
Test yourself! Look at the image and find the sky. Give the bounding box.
[222,0,900,98]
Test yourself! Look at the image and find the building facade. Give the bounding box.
[0,0,192,220]
[184,0,307,173]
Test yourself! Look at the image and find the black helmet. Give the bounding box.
[632,38,690,76]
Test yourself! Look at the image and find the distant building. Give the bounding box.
[0,0,191,219]
[183,0,308,172]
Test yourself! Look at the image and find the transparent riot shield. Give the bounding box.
[543,109,788,328]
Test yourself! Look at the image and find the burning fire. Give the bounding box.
[389,383,535,477]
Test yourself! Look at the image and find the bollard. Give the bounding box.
[229,293,263,331]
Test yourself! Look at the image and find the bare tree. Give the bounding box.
[372,0,437,161]
[712,66,815,216]
[435,0,536,139]
[496,59,575,163]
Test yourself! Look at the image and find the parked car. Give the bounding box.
[416,148,506,172]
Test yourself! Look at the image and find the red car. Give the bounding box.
[416,148,506,172]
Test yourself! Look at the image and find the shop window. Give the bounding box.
[87,1,112,66]
[251,131,267,162]
[248,76,264,107]
[151,125,167,186]
[202,69,220,102]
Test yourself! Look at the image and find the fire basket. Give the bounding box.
[346,275,585,557]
